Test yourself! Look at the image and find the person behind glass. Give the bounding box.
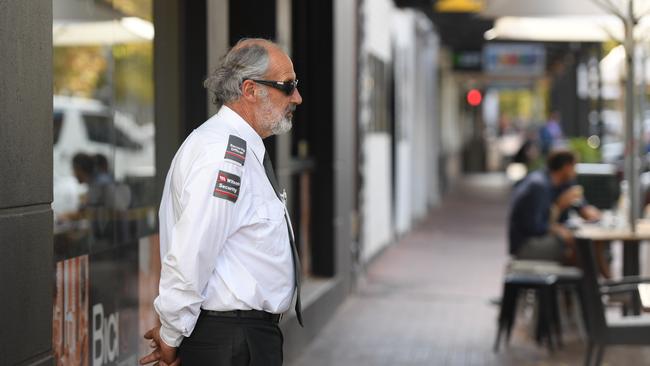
[71,153,114,208]
[539,111,563,156]
[64,153,109,236]
[508,150,602,266]
[93,153,113,185]
[140,38,303,366]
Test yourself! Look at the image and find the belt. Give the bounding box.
[201,309,282,324]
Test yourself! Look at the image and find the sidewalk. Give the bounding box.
[289,174,650,366]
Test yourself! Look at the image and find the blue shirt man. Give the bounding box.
[508,150,599,262]
[509,170,555,255]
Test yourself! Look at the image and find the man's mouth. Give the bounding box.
[286,105,296,119]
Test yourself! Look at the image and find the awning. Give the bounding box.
[481,0,650,42]
[485,14,650,42]
[482,0,646,18]
[53,17,154,46]
[486,15,625,42]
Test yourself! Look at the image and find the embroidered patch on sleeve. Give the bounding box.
[224,135,247,165]
[213,170,241,202]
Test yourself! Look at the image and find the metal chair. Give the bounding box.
[494,260,583,352]
[493,271,560,352]
[576,238,650,366]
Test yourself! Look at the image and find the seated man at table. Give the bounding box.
[509,150,602,265]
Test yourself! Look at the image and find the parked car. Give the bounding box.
[52,95,154,218]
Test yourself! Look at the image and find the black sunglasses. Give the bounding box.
[245,79,299,96]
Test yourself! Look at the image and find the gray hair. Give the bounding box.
[204,39,271,108]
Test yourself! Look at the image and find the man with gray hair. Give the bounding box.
[140,38,303,366]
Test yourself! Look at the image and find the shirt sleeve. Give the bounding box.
[154,153,243,347]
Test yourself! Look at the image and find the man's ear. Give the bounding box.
[241,80,257,102]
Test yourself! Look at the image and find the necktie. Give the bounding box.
[263,152,304,326]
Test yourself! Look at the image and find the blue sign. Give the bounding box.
[483,43,546,76]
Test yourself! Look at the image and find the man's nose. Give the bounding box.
[291,88,303,105]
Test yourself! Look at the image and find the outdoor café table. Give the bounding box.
[574,219,650,315]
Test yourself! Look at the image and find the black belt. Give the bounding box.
[201,309,282,324]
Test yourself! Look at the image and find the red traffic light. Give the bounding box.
[466,89,482,107]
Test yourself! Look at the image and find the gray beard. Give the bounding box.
[270,116,292,135]
[256,91,294,136]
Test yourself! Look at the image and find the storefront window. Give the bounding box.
[52,1,158,364]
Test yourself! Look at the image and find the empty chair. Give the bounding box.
[493,271,560,352]
[494,260,584,353]
[576,238,650,366]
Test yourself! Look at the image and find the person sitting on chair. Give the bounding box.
[508,149,602,267]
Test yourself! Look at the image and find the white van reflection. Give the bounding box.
[53,96,155,232]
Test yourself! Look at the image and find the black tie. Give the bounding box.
[263,152,303,327]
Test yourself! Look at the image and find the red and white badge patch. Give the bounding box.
[224,135,246,165]
[213,170,241,202]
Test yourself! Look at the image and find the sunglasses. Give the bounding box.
[246,79,299,96]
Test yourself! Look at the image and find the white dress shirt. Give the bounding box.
[154,106,295,347]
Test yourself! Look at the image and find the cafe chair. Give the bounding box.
[600,278,648,317]
[493,272,560,352]
[493,260,584,353]
[576,239,650,366]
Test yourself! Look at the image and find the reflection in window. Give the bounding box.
[52,0,158,364]
[53,111,64,144]
[82,114,112,144]
[114,125,142,150]
[82,113,143,150]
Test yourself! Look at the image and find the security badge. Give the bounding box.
[224,135,246,165]
[213,170,241,202]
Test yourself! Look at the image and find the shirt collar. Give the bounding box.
[217,105,266,164]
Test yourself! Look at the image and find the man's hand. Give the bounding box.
[550,223,575,246]
[556,186,584,211]
[139,326,180,366]
[580,204,602,222]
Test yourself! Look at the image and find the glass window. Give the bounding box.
[52,1,157,364]
[114,125,143,150]
[53,111,63,144]
[82,113,144,150]
[82,114,113,144]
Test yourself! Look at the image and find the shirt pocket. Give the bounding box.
[251,195,287,255]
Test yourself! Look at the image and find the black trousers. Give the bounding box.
[178,312,283,366]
